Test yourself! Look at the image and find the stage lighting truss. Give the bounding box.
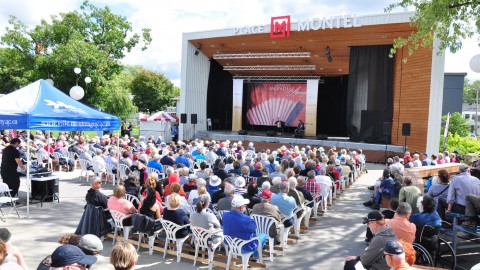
[224,65,316,71]
[233,76,322,83]
[213,52,311,59]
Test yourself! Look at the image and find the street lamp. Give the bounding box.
[70,67,91,100]
[469,54,480,136]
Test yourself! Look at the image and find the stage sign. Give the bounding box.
[246,83,306,127]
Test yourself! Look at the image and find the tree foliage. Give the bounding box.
[441,112,470,137]
[131,70,180,114]
[0,0,151,112]
[463,78,480,104]
[385,0,480,58]
[440,133,480,156]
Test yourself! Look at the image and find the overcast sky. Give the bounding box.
[1,0,479,86]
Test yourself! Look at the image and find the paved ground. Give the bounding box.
[2,163,479,269]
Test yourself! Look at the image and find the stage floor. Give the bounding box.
[196,130,404,153]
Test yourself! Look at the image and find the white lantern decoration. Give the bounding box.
[470,54,480,73]
[45,79,54,85]
[84,76,92,84]
[74,67,82,74]
[70,85,85,100]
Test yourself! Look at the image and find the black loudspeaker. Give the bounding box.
[180,113,187,124]
[402,123,411,136]
[238,130,248,135]
[317,134,328,140]
[383,122,392,136]
[266,130,277,137]
[191,114,197,124]
[294,130,304,138]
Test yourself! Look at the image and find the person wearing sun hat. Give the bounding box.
[344,211,397,270]
[222,195,267,261]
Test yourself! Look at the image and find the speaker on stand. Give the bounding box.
[191,114,197,139]
[402,123,411,152]
[180,114,187,140]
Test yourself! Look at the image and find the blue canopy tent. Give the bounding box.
[0,79,120,217]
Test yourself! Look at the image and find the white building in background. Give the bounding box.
[462,103,480,136]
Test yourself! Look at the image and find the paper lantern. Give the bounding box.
[70,85,84,100]
[45,79,54,85]
[470,54,480,73]
[84,76,92,83]
[74,67,81,74]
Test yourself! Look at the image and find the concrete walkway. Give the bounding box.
[3,164,388,269]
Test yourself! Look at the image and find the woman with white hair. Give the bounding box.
[270,177,282,194]
[247,142,255,152]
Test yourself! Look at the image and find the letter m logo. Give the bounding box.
[270,15,290,38]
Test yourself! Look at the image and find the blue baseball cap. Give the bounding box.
[51,245,97,267]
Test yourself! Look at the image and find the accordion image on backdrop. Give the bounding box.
[246,83,306,127]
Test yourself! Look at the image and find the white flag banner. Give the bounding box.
[443,113,450,151]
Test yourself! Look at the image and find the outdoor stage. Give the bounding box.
[196,130,405,163]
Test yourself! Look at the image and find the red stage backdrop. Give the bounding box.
[246,83,306,127]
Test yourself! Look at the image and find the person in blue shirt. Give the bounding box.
[270,181,296,227]
[409,195,442,243]
[222,195,267,259]
[175,149,190,168]
[147,154,163,173]
[215,143,227,157]
[369,168,396,210]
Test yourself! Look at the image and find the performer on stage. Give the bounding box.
[275,117,284,134]
[295,120,305,134]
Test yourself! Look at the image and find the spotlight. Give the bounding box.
[325,47,330,56]
[194,50,199,56]
[327,55,333,62]
[194,43,202,56]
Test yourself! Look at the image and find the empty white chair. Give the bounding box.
[0,183,20,221]
[251,214,284,261]
[110,210,132,245]
[308,193,322,219]
[118,164,130,180]
[105,163,117,186]
[191,226,224,270]
[160,219,190,262]
[224,235,263,270]
[79,159,93,182]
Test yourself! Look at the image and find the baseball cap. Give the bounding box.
[235,176,246,188]
[362,211,384,224]
[168,173,180,184]
[50,244,97,267]
[260,189,272,200]
[0,228,11,242]
[231,195,250,207]
[209,175,221,187]
[79,234,103,255]
[382,240,405,255]
[422,152,428,157]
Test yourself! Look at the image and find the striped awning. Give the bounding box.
[139,111,178,122]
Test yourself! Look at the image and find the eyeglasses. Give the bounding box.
[383,254,393,258]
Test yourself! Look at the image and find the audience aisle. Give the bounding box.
[3,164,384,269]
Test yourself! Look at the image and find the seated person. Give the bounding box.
[110,242,138,270]
[462,194,480,229]
[386,202,416,243]
[147,154,163,173]
[141,173,162,205]
[217,183,236,211]
[162,193,190,238]
[252,189,283,241]
[270,182,296,227]
[222,195,267,260]
[295,120,305,133]
[138,188,162,231]
[243,184,261,209]
[50,244,97,269]
[409,195,442,242]
[370,169,397,210]
[107,185,138,225]
[366,198,398,242]
[190,194,223,244]
[0,230,27,270]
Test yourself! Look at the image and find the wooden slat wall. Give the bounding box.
[391,46,433,153]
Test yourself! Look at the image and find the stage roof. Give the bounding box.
[187,13,416,77]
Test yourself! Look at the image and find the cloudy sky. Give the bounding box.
[1,0,479,86]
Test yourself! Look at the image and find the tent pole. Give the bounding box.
[116,130,120,182]
[26,130,31,218]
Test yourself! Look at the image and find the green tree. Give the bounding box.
[385,0,480,58]
[0,0,151,110]
[131,70,179,114]
[441,112,470,137]
[440,133,480,156]
[463,78,480,104]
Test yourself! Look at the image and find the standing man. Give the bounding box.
[1,138,26,197]
[127,122,133,138]
[171,124,178,143]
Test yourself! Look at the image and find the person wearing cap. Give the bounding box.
[438,164,480,218]
[78,234,103,256]
[163,173,187,199]
[250,162,263,178]
[49,244,97,269]
[222,195,267,260]
[217,183,236,211]
[382,240,413,270]
[344,211,397,270]
[0,229,27,270]
[1,138,26,197]
[215,143,227,157]
[270,181,296,227]
[252,189,282,239]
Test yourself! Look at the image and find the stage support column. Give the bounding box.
[232,79,244,132]
[305,79,319,136]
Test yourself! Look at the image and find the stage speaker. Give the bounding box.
[180,113,187,124]
[383,122,392,136]
[238,130,248,135]
[266,130,277,137]
[402,123,411,136]
[294,130,304,138]
[191,114,197,124]
[317,134,328,140]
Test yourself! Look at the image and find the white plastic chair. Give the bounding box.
[224,235,263,270]
[91,159,106,182]
[280,215,293,254]
[53,152,69,171]
[160,219,190,262]
[162,165,173,175]
[124,194,140,206]
[118,164,130,180]
[68,152,79,170]
[319,183,330,213]
[251,214,284,261]
[0,183,20,221]
[216,210,229,223]
[110,210,132,245]
[79,159,93,182]
[105,163,117,186]
[36,150,53,171]
[134,215,163,256]
[292,206,306,237]
[191,226,224,270]
[147,167,162,179]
